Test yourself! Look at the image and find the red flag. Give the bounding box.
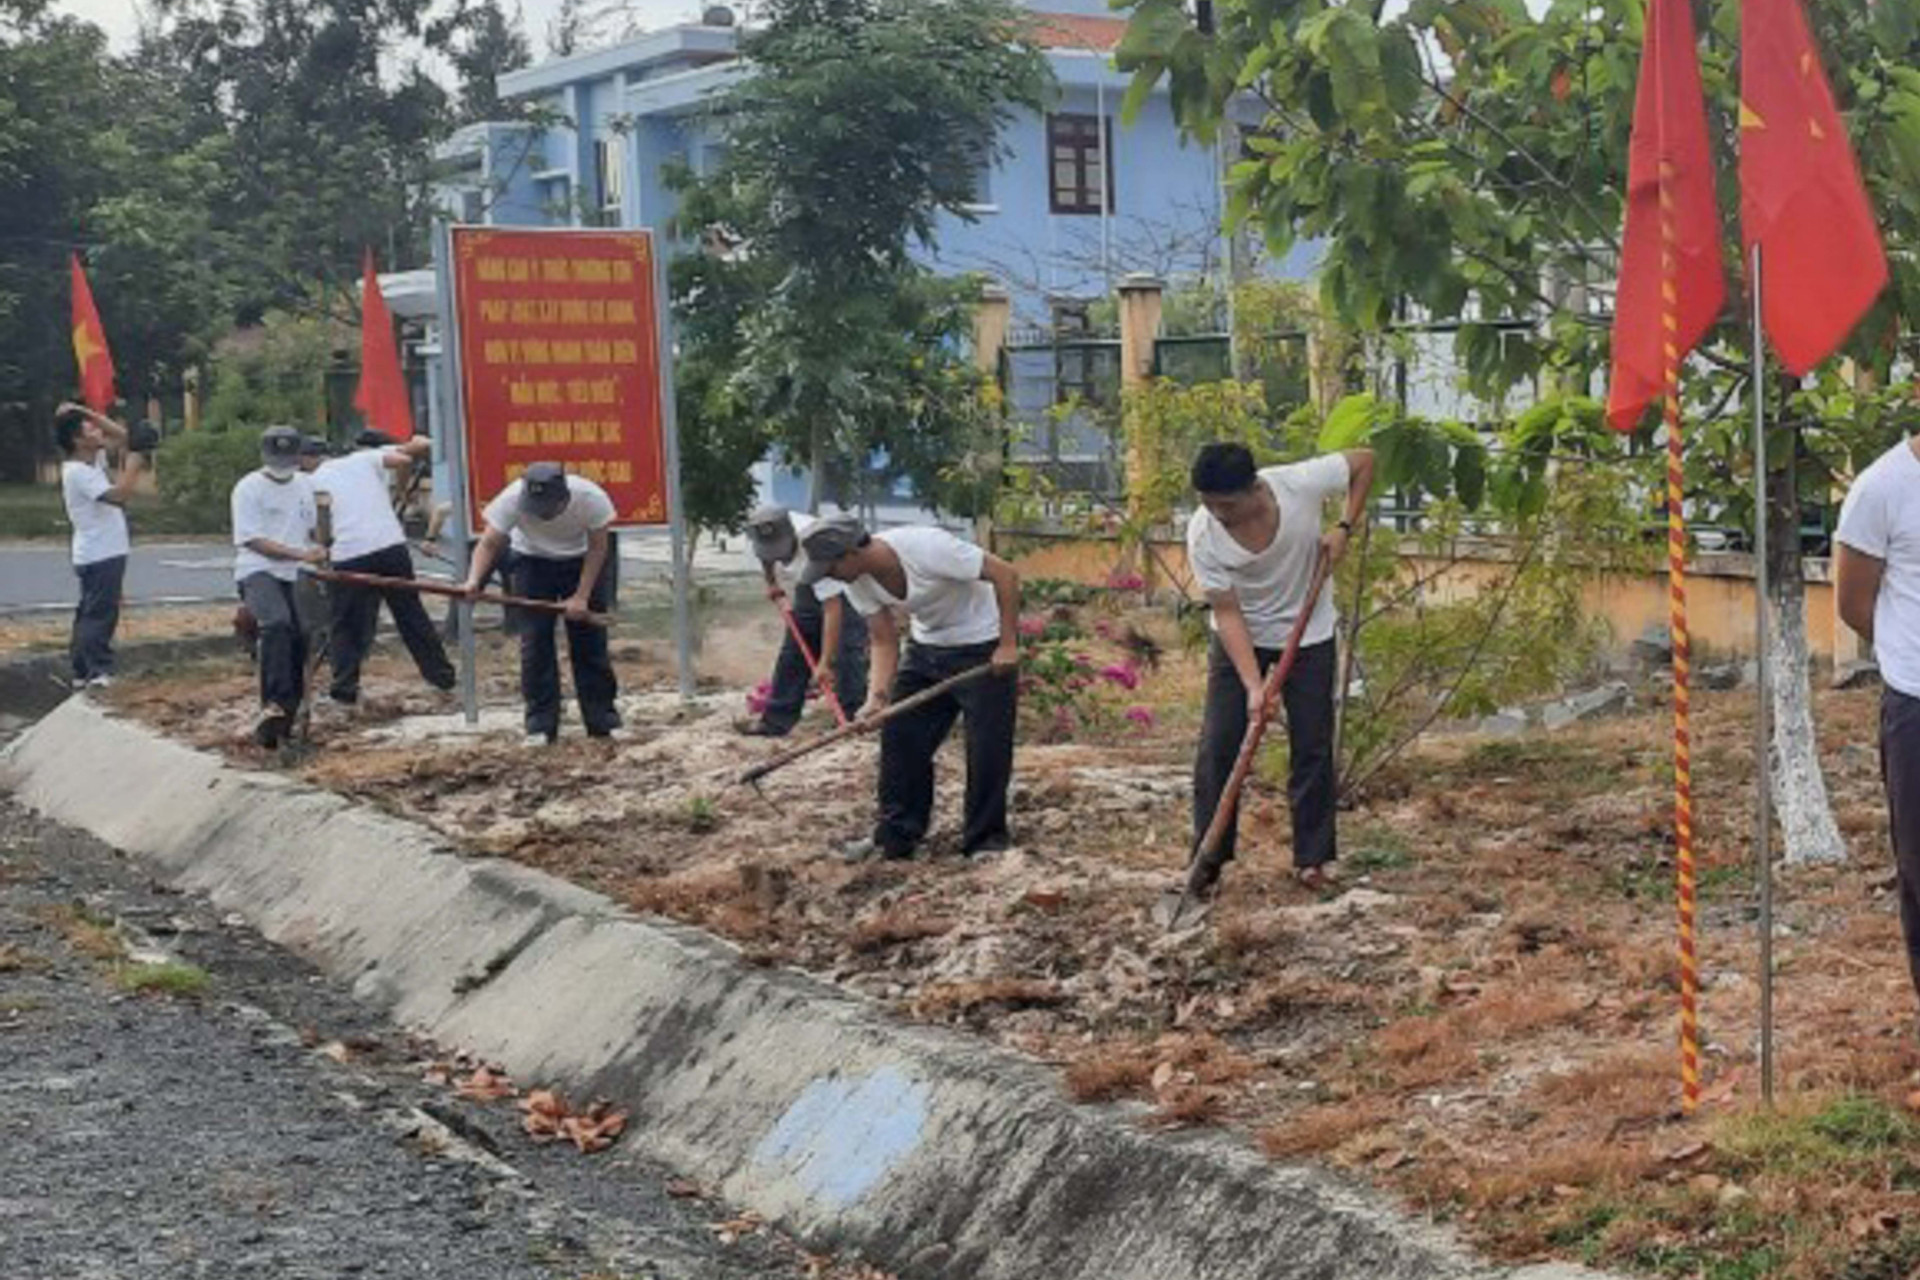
[1606,0,1727,432]
[354,249,414,441]
[1740,0,1887,376]
[69,254,116,413]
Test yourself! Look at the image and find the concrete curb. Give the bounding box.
[2,699,1608,1280]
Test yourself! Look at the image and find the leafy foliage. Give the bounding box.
[671,0,1052,516]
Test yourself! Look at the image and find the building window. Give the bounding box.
[1052,302,1104,406]
[594,138,624,225]
[1047,113,1113,216]
[458,188,484,224]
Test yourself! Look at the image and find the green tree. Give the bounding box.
[675,0,1053,512]
[1118,0,1920,863]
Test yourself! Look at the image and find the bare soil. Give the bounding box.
[96,611,1920,1279]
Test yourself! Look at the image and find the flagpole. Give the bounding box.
[1660,158,1703,1117]
[1750,242,1775,1108]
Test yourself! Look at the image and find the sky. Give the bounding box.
[53,0,713,59]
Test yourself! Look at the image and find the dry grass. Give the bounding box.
[0,943,47,973]
[847,910,955,955]
[911,980,1066,1020]
[1063,1052,1155,1103]
[34,903,126,962]
[1147,1086,1224,1129]
[1260,1099,1397,1159]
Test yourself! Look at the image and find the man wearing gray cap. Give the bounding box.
[738,505,869,737]
[231,425,323,747]
[797,516,1022,859]
[463,462,620,744]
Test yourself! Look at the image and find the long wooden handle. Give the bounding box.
[1185,549,1333,882]
[737,661,1001,787]
[310,567,613,627]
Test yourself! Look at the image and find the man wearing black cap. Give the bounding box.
[738,504,869,737]
[797,516,1022,859]
[231,426,323,747]
[463,463,619,744]
[310,434,455,707]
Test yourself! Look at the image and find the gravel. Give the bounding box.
[0,795,871,1280]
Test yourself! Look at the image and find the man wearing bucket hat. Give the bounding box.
[797,515,1022,860]
[738,504,869,737]
[231,425,324,748]
[463,462,620,745]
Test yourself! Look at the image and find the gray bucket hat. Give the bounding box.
[796,513,866,586]
[746,504,797,565]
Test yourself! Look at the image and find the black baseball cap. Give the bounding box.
[260,426,303,467]
[521,461,571,520]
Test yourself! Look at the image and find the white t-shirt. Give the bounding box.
[231,470,318,583]
[773,512,819,594]
[482,475,617,559]
[1836,438,1920,697]
[831,526,1000,647]
[311,449,406,562]
[61,455,130,566]
[1187,454,1349,649]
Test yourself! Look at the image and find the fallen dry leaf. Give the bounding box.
[454,1064,516,1102]
[1150,1061,1176,1094]
[319,1040,352,1065]
[1021,886,1069,914]
[665,1178,705,1199]
[1661,1140,1712,1164]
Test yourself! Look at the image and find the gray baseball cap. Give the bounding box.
[521,461,571,520]
[796,513,866,585]
[260,426,303,467]
[746,504,797,564]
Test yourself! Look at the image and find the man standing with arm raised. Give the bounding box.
[1186,441,1374,899]
[797,516,1021,861]
[54,402,143,689]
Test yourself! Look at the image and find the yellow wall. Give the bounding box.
[1001,532,1845,663]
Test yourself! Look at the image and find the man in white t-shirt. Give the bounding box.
[1836,434,1920,1010]
[737,504,869,736]
[231,426,323,748]
[796,515,1022,859]
[309,437,455,706]
[1186,441,1374,897]
[462,462,620,744]
[53,403,144,688]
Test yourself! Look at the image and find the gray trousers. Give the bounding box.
[1882,688,1920,1004]
[70,555,125,681]
[1192,636,1338,882]
[239,573,309,713]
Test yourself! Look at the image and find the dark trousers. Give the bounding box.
[875,639,1017,857]
[328,543,456,702]
[70,555,125,681]
[760,585,870,733]
[1881,688,1920,1004]
[513,553,618,739]
[1192,636,1338,879]
[239,573,308,713]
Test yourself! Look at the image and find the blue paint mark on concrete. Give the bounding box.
[751,1064,929,1209]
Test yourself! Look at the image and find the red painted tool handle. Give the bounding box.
[775,595,850,727]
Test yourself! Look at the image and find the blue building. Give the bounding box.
[432,0,1306,512]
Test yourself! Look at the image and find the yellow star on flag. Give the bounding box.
[73,322,103,370]
[1740,101,1766,130]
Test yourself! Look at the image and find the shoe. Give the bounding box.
[523,731,556,748]
[841,837,913,863]
[254,706,293,749]
[733,718,787,738]
[86,674,114,689]
[1292,864,1337,891]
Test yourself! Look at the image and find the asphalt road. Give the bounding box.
[0,532,759,614]
[0,795,852,1280]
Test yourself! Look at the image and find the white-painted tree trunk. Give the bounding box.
[1764,511,1847,865]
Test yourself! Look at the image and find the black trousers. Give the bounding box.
[70,554,125,681]
[760,584,870,733]
[875,639,1017,857]
[1881,688,1920,1004]
[239,573,308,713]
[1192,636,1338,879]
[327,543,456,702]
[513,552,618,739]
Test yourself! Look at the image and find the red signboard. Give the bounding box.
[449,227,668,527]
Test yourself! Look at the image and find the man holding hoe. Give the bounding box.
[795,516,1021,861]
[1185,441,1374,901]
[737,504,869,737]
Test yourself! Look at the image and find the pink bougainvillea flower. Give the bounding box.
[1098,663,1140,690]
[1092,619,1114,639]
[1017,615,1046,639]
[1106,571,1147,593]
[1125,705,1156,729]
[746,680,773,715]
